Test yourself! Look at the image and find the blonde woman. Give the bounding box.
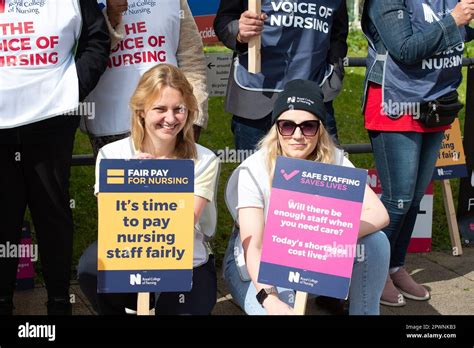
[78,64,219,315]
[224,80,390,315]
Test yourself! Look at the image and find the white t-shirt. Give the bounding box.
[0,0,81,128]
[95,137,219,267]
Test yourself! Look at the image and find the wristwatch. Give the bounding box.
[256,287,277,307]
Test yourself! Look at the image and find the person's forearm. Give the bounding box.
[194,196,208,225]
[358,186,390,238]
[243,241,272,293]
[328,1,349,64]
[370,0,463,65]
[214,1,248,53]
[76,0,111,101]
[223,19,249,53]
[358,213,389,238]
[358,202,390,237]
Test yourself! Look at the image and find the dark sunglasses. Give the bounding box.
[276,120,321,137]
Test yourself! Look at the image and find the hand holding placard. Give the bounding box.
[106,0,128,27]
[451,0,474,27]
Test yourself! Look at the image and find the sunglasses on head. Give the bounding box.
[276,120,321,137]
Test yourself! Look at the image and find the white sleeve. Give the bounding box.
[94,151,103,196]
[236,167,265,210]
[341,156,356,168]
[194,156,219,202]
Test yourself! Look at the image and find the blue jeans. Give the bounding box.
[368,131,444,268]
[232,101,338,151]
[223,229,390,315]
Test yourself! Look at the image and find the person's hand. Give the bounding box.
[106,0,128,28]
[262,295,296,315]
[237,11,267,43]
[134,152,154,160]
[451,0,474,27]
[193,125,202,142]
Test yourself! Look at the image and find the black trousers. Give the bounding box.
[0,116,79,299]
[78,241,217,315]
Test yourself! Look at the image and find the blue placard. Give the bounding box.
[272,156,368,202]
[432,164,469,180]
[98,269,193,293]
[99,159,194,193]
[187,0,219,16]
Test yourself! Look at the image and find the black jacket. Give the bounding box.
[213,0,349,119]
[214,0,349,64]
[76,0,111,102]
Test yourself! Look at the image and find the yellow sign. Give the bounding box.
[434,119,468,180]
[97,159,194,293]
[98,193,194,271]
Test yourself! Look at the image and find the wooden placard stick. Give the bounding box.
[294,291,308,315]
[248,0,261,74]
[441,179,463,256]
[137,292,151,315]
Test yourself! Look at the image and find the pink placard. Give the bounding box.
[261,188,362,279]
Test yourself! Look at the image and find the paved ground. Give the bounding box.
[12,248,474,315]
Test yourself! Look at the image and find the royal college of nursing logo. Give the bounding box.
[422,3,440,23]
[5,0,46,15]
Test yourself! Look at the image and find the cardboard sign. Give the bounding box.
[367,170,434,253]
[433,119,468,180]
[98,159,194,293]
[188,0,220,44]
[258,156,367,299]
